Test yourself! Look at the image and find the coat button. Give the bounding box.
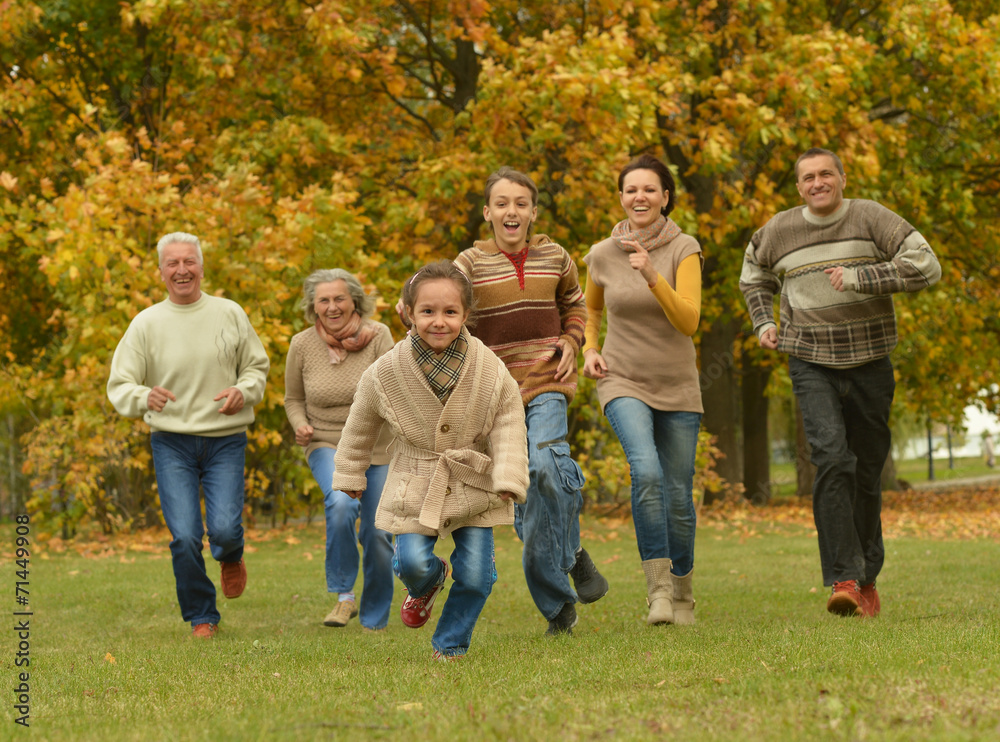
[443,518,451,527]
[445,486,452,494]
[440,424,450,433]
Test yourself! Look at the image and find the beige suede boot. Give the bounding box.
[641,558,674,625]
[671,569,695,625]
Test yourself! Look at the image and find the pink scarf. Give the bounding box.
[314,313,376,364]
[611,214,681,253]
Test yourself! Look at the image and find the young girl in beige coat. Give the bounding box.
[333,261,528,660]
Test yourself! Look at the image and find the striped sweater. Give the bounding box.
[740,199,941,367]
[455,234,587,404]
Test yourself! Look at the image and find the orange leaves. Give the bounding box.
[700,483,1000,542]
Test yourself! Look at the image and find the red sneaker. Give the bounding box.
[401,559,448,628]
[859,582,881,617]
[826,580,862,617]
[221,559,247,599]
[191,623,218,639]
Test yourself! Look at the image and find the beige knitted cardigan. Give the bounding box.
[332,329,529,538]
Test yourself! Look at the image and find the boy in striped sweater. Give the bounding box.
[454,167,609,635]
[740,148,941,618]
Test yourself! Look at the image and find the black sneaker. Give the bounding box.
[545,602,578,636]
[569,547,609,604]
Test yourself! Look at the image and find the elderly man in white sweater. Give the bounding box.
[108,232,269,639]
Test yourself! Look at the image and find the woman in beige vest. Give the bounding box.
[582,154,704,627]
[284,269,396,630]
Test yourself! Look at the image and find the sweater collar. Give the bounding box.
[473,233,552,255]
[802,199,850,226]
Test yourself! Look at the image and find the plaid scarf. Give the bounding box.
[411,331,469,402]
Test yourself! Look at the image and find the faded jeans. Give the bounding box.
[605,398,701,574]
[514,392,585,621]
[307,448,393,630]
[790,356,895,586]
[393,527,497,657]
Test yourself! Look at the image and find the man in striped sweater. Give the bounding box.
[740,148,941,618]
[455,167,608,636]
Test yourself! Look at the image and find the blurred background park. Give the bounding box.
[1,0,998,538]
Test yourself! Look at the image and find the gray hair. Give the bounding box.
[156,232,203,265]
[300,268,374,323]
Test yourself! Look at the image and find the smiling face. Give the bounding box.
[483,178,538,254]
[313,280,357,335]
[159,242,204,305]
[620,168,670,230]
[409,278,470,353]
[796,154,847,217]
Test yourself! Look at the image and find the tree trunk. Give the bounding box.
[795,397,816,497]
[881,451,900,491]
[699,318,742,503]
[742,357,772,504]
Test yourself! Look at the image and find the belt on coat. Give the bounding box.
[393,440,494,530]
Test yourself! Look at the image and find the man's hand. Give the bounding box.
[554,338,576,382]
[147,386,176,412]
[824,266,845,292]
[759,327,778,350]
[582,348,608,379]
[214,388,245,415]
[295,424,314,446]
[344,490,363,500]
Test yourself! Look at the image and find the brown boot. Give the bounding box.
[642,558,674,625]
[671,570,695,625]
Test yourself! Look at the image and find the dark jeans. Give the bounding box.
[789,356,895,586]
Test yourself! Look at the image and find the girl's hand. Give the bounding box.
[295,424,314,446]
[499,491,516,502]
[344,490,363,500]
[582,348,608,379]
[623,239,659,287]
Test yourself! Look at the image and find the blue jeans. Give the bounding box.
[514,392,585,621]
[790,356,894,586]
[151,431,247,627]
[308,448,393,630]
[605,398,701,574]
[393,528,497,657]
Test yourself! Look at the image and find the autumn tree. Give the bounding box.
[1,0,997,531]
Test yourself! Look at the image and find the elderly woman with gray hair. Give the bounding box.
[284,269,396,630]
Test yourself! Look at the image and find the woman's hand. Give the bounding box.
[582,348,608,379]
[622,239,659,288]
[294,424,314,446]
[344,490,363,500]
[499,491,516,502]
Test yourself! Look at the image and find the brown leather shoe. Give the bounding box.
[221,559,247,599]
[191,623,218,639]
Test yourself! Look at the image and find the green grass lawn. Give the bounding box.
[770,456,998,497]
[15,519,1000,741]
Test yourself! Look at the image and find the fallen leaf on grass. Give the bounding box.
[104,653,115,664]
[397,702,423,711]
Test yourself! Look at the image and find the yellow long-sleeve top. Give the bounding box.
[582,236,704,414]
